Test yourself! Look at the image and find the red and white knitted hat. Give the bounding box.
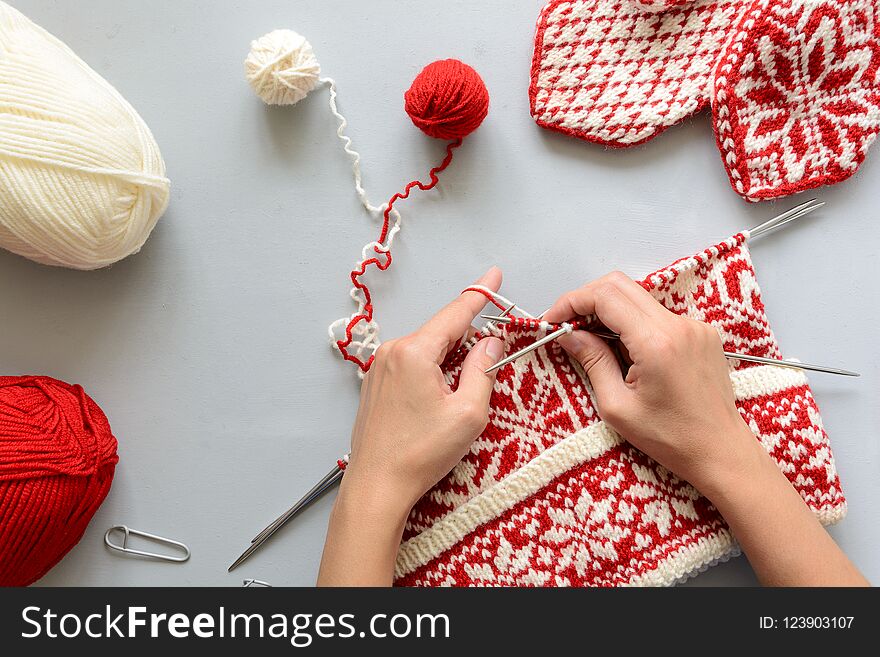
[530,0,880,201]
[395,234,846,586]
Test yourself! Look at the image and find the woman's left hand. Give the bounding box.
[344,266,504,516]
[318,268,504,586]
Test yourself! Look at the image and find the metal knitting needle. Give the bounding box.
[720,353,859,377]
[229,462,345,572]
[485,325,571,374]
[483,315,621,341]
[748,198,824,239]
[249,463,345,545]
[481,315,859,377]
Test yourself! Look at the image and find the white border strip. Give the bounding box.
[395,421,622,578]
[396,365,813,579]
[628,503,847,587]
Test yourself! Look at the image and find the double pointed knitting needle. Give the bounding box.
[249,462,346,545]
[481,315,859,377]
[228,460,346,572]
[748,198,824,239]
[485,325,572,374]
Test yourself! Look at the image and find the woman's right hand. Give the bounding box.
[543,272,765,495]
[544,272,868,586]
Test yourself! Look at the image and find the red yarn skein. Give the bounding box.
[0,376,118,586]
[337,59,490,372]
[404,59,489,140]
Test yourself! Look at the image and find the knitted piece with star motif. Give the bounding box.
[393,234,846,587]
[530,0,880,201]
[714,0,880,200]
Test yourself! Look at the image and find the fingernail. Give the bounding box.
[476,266,499,283]
[558,331,591,353]
[485,337,503,363]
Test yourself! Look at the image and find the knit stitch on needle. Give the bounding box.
[394,234,846,587]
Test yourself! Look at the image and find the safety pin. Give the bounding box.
[242,579,273,587]
[104,525,191,563]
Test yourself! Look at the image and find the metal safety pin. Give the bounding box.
[482,316,859,377]
[228,457,348,572]
[104,525,191,563]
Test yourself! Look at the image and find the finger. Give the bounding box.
[606,273,672,321]
[544,279,644,338]
[556,331,628,415]
[455,336,504,413]
[545,272,657,322]
[418,266,503,361]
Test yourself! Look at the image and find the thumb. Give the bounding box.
[455,337,504,410]
[557,331,627,412]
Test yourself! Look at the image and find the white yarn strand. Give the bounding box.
[0,1,169,270]
[321,81,403,372]
[243,29,404,372]
[323,77,389,218]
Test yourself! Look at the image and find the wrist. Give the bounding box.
[694,423,777,506]
[333,466,414,529]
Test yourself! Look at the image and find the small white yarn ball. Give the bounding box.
[0,1,169,270]
[245,29,321,106]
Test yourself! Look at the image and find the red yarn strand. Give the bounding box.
[337,140,462,372]
[335,58,489,373]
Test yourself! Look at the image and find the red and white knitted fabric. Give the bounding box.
[530,0,748,146]
[530,0,880,200]
[714,0,880,200]
[394,234,846,587]
[630,0,697,11]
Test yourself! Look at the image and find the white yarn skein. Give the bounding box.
[0,2,170,270]
[245,29,321,106]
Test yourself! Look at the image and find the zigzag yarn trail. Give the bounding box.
[336,140,461,373]
[333,59,489,373]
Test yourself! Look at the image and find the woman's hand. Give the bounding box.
[544,271,759,494]
[344,267,504,514]
[318,268,504,586]
[544,272,867,586]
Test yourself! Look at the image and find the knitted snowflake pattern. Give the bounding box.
[714,0,880,200]
[530,0,880,200]
[394,234,846,587]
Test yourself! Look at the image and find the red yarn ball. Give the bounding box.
[404,59,489,140]
[0,376,118,586]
